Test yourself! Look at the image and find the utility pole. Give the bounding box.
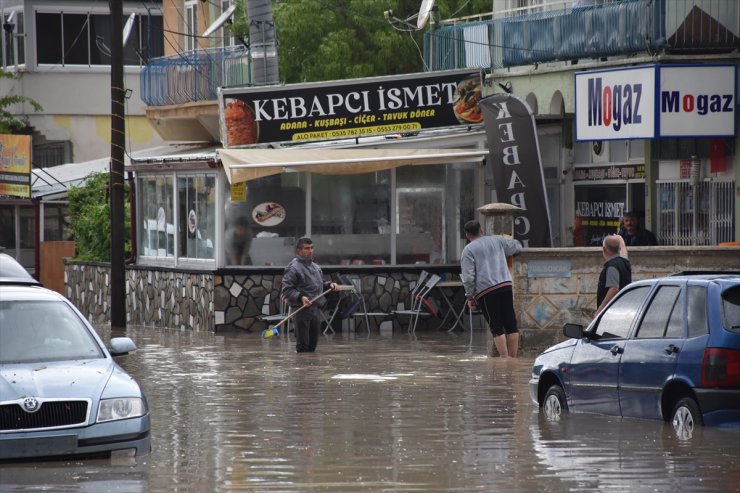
[110,0,126,328]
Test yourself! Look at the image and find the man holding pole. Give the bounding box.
[281,237,336,353]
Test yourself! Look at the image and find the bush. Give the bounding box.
[67,172,130,261]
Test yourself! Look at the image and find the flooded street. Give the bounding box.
[2,327,739,492]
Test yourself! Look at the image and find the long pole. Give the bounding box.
[110,0,126,328]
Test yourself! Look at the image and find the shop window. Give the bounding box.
[0,206,15,250]
[311,172,391,266]
[178,175,215,260]
[139,175,174,258]
[224,174,306,266]
[43,204,70,241]
[397,165,446,264]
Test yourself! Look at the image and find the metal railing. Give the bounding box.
[140,46,250,106]
[424,0,739,70]
[656,180,735,246]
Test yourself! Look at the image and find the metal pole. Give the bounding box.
[110,0,126,328]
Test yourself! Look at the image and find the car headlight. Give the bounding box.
[97,398,147,422]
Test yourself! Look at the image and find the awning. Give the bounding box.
[218,147,489,183]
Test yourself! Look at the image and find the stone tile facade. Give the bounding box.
[65,247,740,346]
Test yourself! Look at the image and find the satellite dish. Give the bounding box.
[417,0,436,30]
[203,4,237,37]
[123,13,136,46]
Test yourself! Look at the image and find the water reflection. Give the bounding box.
[2,328,738,492]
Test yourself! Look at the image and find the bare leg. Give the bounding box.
[506,332,519,358]
[492,334,510,358]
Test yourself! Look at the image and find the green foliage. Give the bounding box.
[0,69,43,133]
[273,0,495,84]
[67,173,130,262]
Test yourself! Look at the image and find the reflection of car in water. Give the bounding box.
[529,273,740,440]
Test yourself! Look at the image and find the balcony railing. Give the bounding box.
[140,1,738,107]
[424,0,739,70]
[140,46,250,106]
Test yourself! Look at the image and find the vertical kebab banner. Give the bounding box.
[0,135,32,198]
[480,93,552,247]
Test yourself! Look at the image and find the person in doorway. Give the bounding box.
[460,220,523,358]
[224,215,252,265]
[618,211,657,246]
[595,234,632,317]
[281,237,336,353]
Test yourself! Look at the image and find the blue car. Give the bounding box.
[529,273,740,438]
[0,253,151,460]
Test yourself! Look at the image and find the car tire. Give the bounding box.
[671,397,702,440]
[542,385,568,421]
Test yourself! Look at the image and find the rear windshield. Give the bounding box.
[722,286,740,332]
[0,300,105,363]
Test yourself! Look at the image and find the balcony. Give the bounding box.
[141,46,250,142]
[425,0,739,71]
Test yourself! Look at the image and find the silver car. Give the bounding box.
[0,253,150,460]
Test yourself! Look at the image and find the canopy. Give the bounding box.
[218,147,489,183]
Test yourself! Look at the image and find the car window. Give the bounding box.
[721,286,740,332]
[0,300,105,363]
[635,286,681,339]
[593,286,650,339]
[687,285,709,337]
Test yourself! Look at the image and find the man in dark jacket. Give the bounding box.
[281,237,336,353]
[618,211,658,246]
[595,235,632,317]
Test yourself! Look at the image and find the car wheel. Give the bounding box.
[671,397,702,440]
[542,385,568,421]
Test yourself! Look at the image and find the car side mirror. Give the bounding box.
[110,337,137,356]
[563,323,584,339]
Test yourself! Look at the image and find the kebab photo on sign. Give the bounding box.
[453,75,483,124]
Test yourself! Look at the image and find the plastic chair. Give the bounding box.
[393,272,441,334]
[257,293,292,337]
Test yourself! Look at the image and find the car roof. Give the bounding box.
[0,283,64,302]
[0,253,41,286]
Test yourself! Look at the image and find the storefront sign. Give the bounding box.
[575,64,736,140]
[480,93,553,247]
[574,186,625,246]
[659,65,736,137]
[219,69,482,146]
[572,164,645,182]
[575,66,655,140]
[0,135,32,198]
[527,259,571,278]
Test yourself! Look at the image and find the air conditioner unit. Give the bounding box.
[590,140,610,164]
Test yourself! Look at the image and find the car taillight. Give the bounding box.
[701,348,740,388]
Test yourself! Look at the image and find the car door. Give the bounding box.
[619,283,685,420]
[568,286,651,415]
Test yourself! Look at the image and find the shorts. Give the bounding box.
[476,286,518,337]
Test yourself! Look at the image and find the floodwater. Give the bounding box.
[2,327,739,492]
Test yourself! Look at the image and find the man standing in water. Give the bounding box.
[460,220,523,358]
[281,237,336,353]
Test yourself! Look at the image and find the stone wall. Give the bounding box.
[65,262,214,330]
[65,247,740,341]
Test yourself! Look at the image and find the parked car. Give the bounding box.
[0,253,150,460]
[529,272,740,438]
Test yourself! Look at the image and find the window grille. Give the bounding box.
[656,181,735,246]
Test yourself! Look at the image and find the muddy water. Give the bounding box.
[2,328,739,492]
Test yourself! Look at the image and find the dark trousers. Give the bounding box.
[477,286,518,337]
[294,306,321,353]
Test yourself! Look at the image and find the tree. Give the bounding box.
[67,172,130,261]
[273,0,494,83]
[0,69,42,133]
